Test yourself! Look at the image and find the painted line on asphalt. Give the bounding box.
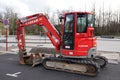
[6,72,21,77]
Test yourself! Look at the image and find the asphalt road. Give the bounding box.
[97,38,120,52]
[0,53,120,80]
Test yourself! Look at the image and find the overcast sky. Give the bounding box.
[0,0,120,16]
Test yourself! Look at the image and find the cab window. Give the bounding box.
[77,14,87,33]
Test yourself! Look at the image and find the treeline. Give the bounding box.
[0,7,18,35]
[95,7,120,36]
[0,6,120,36]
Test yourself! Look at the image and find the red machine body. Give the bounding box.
[16,12,96,58]
[16,12,108,76]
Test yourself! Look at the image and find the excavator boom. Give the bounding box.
[17,13,61,51]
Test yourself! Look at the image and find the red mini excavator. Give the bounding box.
[16,12,108,76]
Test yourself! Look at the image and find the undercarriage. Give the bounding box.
[18,48,108,76]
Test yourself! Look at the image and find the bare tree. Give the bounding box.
[2,7,18,35]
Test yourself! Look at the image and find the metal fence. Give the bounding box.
[0,35,53,52]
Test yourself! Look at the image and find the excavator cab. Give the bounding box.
[61,12,96,58]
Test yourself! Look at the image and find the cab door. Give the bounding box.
[62,14,75,50]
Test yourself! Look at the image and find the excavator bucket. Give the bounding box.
[18,49,43,67]
[18,47,58,67]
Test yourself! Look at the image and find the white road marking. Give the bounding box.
[6,72,21,77]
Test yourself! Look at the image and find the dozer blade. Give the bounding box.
[43,57,100,76]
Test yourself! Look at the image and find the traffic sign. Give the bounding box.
[3,19,9,28]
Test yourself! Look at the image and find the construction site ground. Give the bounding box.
[0,53,119,80]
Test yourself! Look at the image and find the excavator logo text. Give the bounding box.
[24,19,38,25]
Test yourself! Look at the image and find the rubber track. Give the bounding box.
[43,57,100,76]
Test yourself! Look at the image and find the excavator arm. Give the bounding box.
[16,13,62,65]
[16,13,61,51]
